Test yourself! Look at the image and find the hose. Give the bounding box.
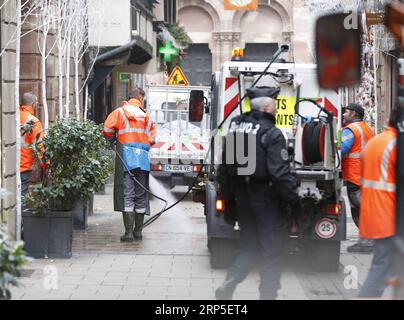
[294,99,340,168]
[114,142,211,229]
[115,150,168,210]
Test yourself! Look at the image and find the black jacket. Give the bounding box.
[218,109,299,204]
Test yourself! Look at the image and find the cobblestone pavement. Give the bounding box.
[11,178,390,300]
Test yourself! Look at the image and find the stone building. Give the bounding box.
[88,0,177,124]
[1,1,86,239]
[1,1,18,237]
[178,0,314,85]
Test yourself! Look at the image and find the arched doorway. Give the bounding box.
[182,44,212,86]
[178,6,213,85]
[240,6,283,62]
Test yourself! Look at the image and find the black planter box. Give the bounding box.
[22,210,74,259]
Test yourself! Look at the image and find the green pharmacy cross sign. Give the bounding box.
[159,41,179,62]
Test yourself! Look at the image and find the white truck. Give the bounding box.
[189,54,349,271]
[146,84,211,188]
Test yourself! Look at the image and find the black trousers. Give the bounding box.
[21,171,32,210]
[227,193,288,300]
[346,181,360,227]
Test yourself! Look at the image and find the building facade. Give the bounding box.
[1,0,88,238]
[88,0,177,124]
[1,1,18,237]
[177,0,314,85]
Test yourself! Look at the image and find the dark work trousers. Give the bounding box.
[123,168,147,213]
[358,237,394,298]
[21,170,32,240]
[228,187,288,300]
[347,181,360,227]
[21,171,32,210]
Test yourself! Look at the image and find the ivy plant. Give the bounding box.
[168,23,192,47]
[26,118,114,213]
[0,228,29,300]
[166,23,192,74]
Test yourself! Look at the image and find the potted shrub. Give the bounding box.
[24,118,113,258]
[0,227,29,300]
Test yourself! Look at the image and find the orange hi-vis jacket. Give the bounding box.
[342,121,374,186]
[20,105,45,173]
[359,127,397,239]
[103,99,156,145]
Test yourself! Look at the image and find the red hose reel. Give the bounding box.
[302,121,326,165]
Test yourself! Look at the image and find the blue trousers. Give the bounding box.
[358,237,394,298]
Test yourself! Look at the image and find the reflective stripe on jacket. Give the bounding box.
[342,121,374,186]
[359,127,396,239]
[103,99,156,171]
[20,105,45,173]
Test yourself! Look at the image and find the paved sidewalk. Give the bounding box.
[10,181,384,300]
[12,252,316,300]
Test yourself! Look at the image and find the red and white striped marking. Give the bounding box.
[151,141,207,152]
[224,77,239,119]
[398,59,404,85]
[315,97,339,118]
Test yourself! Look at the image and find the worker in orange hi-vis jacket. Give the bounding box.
[341,103,375,253]
[103,88,156,242]
[19,92,45,209]
[358,110,397,298]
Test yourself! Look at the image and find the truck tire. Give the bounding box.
[209,238,237,269]
[308,240,341,272]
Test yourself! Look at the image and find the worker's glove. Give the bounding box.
[105,137,116,150]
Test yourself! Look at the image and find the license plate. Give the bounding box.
[164,165,193,173]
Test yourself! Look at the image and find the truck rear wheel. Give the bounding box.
[209,238,238,269]
[306,240,341,272]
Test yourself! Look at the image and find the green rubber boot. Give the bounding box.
[120,212,135,242]
[133,213,144,241]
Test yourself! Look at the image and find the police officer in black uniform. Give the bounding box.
[215,86,301,300]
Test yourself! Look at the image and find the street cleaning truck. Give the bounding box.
[189,48,349,271]
[146,84,211,188]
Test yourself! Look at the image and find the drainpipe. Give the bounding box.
[0,15,3,221]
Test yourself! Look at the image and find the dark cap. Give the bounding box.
[344,103,365,118]
[247,86,280,100]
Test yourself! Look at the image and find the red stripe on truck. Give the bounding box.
[224,77,239,118]
[324,97,338,117]
[151,142,165,149]
[224,95,239,119]
[225,77,238,90]
[192,143,205,151]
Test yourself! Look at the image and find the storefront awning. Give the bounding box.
[89,36,153,94]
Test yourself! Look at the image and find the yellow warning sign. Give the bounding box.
[276,97,296,128]
[166,66,189,86]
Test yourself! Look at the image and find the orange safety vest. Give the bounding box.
[359,127,397,239]
[103,99,156,145]
[20,105,45,173]
[342,121,374,186]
